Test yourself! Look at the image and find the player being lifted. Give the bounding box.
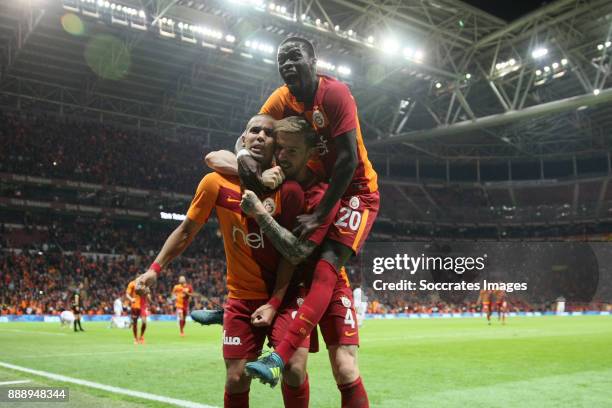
[135,115,313,408]
[126,277,149,344]
[237,37,378,398]
[477,289,492,325]
[172,276,193,337]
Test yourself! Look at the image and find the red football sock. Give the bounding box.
[338,377,369,408]
[224,389,249,408]
[179,319,185,333]
[132,320,138,339]
[281,374,309,408]
[275,259,337,364]
[140,322,147,338]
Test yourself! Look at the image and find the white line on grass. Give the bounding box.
[0,329,67,336]
[16,346,216,360]
[0,362,218,408]
[0,380,31,386]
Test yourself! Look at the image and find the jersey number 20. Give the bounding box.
[335,207,362,231]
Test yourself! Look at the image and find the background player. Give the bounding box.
[126,278,149,344]
[477,289,492,325]
[110,294,126,329]
[71,283,85,332]
[172,275,193,337]
[59,309,75,328]
[352,283,367,328]
[494,289,508,325]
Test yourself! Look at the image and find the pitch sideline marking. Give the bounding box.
[0,380,31,386]
[0,362,218,408]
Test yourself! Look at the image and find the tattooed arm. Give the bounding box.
[240,190,316,265]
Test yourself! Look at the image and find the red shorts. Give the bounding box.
[222,298,310,360]
[482,302,491,311]
[176,306,188,316]
[328,191,379,254]
[318,276,360,348]
[131,307,147,319]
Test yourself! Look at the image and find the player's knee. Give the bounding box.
[225,362,250,393]
[330,346,359,384]
[283,350,307,387]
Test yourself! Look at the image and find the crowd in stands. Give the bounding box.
[0,110,207,195]
[1,214,222,258]
[0,250,227,316]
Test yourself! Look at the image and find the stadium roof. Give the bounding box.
[1,0,611,163]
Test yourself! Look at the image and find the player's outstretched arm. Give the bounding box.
[294,130,358,240]
[136,218,203,291]
[241,190,316,265]
[153,218,203,268]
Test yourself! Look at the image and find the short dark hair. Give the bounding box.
[274,116,318,148]
[279,36,316,59]
[236,114,274,152]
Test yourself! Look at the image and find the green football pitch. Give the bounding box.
[0,316,611,408]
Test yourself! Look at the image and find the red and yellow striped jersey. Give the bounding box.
[186,172,304,300]
[126,280,145,310]
[172,283,193,309]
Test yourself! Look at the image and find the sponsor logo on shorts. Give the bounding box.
[341,296,352,308]
[223,330,242,345]
[344,331,357,337]
[227,197,241,203]
[349,196,360,210]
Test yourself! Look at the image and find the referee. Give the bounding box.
[71,284,85,332]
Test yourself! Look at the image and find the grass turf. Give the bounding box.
[0,316,611,407]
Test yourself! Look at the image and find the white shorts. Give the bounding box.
[60,311,75,323]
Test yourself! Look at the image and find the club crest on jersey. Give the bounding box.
[317,134,329,156]
[341,296,352,308]
[349,196,360,210]
[262,197,276,214]
[312,107,326,128]
[296,297,304,307]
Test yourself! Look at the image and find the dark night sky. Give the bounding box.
[463,0,549,21]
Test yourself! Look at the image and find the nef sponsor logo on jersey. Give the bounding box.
[232,225,265,249]
[223,330,241,345]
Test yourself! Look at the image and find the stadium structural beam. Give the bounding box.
[0,75,247,138]
[393,185,425,217]
[0,1,44,84]
[370,87,612,146]
[470,0,577,50]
